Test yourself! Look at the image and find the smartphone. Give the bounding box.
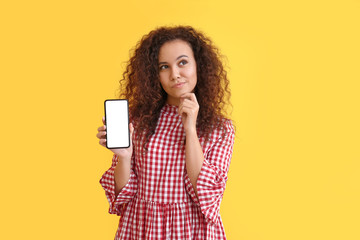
[104,99,130,149]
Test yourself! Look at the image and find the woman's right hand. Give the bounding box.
[96,116,134,161]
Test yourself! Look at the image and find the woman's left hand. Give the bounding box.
[178,93,199,134]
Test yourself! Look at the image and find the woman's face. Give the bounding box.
[158,39,197,106]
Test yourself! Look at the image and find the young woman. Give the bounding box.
[96,26,235,240]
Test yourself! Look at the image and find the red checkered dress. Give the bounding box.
[100,104,235,240]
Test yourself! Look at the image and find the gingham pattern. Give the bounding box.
[100,104,235,240]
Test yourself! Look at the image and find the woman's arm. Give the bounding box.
[114,157,131,196]
[97,118,134,197]
[184,129,204,197]
[113,123,134,196]
[179,93,235,223]
[98,120,138,216]
[178,93,204,197]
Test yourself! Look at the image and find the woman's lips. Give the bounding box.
[173,82,185,88]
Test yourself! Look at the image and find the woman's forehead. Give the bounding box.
[158,39,194,61]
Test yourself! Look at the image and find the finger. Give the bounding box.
[179,100,198,113]
[98,125,106,132]
[99,138,107,147]
[96,131,106,139]
[179,97,194,107]
[180,94,191,102]
[180,93,198,102]
[190,93,198,103]
[179,105,195,114]
[180,92,192,98]
[180,94,199,110]
[129,123,134,139]
[179,99,195,110]
[181,98,197,107]
[179,105,199,122]
[178,105,193,117]
[129,123,134,135]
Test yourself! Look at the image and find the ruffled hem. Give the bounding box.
[99,154,138,216]
[183,119,235,225]
[184,160,227,224]
[115,197,225,240]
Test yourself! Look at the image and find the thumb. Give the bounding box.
[129,123,134,140]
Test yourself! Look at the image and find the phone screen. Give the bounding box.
[104,99,130,149]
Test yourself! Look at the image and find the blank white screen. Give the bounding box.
[105,100,129,148]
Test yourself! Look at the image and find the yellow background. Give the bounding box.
[1,0,359,239]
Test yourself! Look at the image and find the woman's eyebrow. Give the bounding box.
[159,55,189,65]
[176,55,188,60]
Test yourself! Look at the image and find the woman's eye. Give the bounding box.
[159,65,168,70]
[179,60,188,66]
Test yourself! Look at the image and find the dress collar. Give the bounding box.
[161,103,179,116]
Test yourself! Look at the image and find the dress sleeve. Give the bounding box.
[99,153,138,216]
[184,119,235,224]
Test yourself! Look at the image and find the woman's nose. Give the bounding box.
[171,67,180,80]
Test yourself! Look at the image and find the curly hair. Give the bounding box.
[119,25,231,145]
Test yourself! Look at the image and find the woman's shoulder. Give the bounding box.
[203,117,234,143]
[217,117,235,134]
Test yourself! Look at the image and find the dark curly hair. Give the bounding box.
[118,25,231,145]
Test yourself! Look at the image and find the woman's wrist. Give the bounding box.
[185,126,197,137]
[114,155,131,195]
[115,153,132,163]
